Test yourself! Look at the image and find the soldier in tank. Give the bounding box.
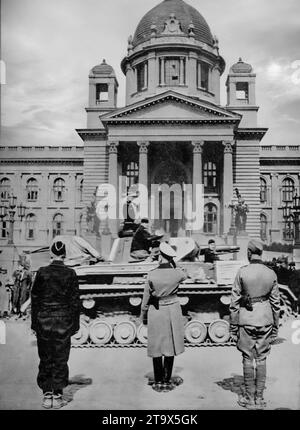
[141,242,187,392]
[229,239,280,409]
[130,218,162,260]
[31,240,80,409]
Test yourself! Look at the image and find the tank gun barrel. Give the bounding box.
[200,245,240,254]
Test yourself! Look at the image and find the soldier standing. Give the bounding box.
[229,239,280,409]
[31,240,80,409]
[141,242,187,392]
[12,254,32,318]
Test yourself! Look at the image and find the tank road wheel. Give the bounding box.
[71,320,89,346]
[113,321,137,345]
[89,319,113,345]
[184,320,207,344]
[208,320,230,344]
[136,324,148,344]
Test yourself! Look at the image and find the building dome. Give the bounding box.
[230,58,253,74]
[90,59,116,77]
[132,0,214,47]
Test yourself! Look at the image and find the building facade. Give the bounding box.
[1,0,299,265]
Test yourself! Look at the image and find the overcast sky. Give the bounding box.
[1,0,300,147]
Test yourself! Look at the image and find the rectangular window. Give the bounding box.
[1,221,8,238]
[165,58,180,85]
[136,62,147,92]
[200,62,209,91]
[96,83,108,102]
[236,82,249,100]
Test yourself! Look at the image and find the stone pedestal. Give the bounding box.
[235,234,249,261]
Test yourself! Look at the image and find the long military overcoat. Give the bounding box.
[141,262,187,358]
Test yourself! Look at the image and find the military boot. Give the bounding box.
[238,358,256,409]
[255,359,267,409]
[152,357,164,392]
[162,356,175,392]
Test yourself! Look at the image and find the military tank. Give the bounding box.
[69,236,297,348]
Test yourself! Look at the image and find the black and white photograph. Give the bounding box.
[0,0,300,415]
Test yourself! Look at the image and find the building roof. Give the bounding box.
[132,0,214,47]
[90,59,116,77]
[230,58,253,74]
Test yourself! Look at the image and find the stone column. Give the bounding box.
[137,141,150,220]
[223,141,234,234]
[108,141,119,237]
[160,58,165,85]
[137,141,149,188]
[179,57,185,85]
[191,141,203,233]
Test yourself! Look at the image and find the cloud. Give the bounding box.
[1,0,300,147]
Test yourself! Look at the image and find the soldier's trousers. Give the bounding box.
[36,314,73,392]
[237,325,273,361]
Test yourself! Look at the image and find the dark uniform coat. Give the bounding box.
[141,263,187,358]
[230,259,280,360]
[31,260,80,392]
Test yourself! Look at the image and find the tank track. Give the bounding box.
[71,339,237,348]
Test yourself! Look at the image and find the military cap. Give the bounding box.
[51,240,66,257]
[159,242,177,258]
[247,239,263,255]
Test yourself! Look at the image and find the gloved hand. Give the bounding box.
[230,324,239,342]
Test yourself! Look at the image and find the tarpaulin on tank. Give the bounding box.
[29,235,102,270]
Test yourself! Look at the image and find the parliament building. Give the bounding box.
[0,0,299,262]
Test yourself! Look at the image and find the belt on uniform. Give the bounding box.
[249,295,269,304]
[158,295,178,305]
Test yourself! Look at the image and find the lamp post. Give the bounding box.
[0,194,27,245]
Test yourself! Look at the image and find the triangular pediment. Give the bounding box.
[100,91,241,124]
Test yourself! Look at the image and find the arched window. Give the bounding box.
[204,162,217,192]
[0,178,11,201]
[282,177,294,203]
[26,178,38,201]
[25,213,36,239]
[203,203,217,234]
[260,213,267,241]
[260,178,267,203]
[52,213,64,238]
[53,178,65,202]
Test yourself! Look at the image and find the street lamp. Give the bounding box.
[0,194,27,245]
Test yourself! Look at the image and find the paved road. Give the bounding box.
[0,319,299,410]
